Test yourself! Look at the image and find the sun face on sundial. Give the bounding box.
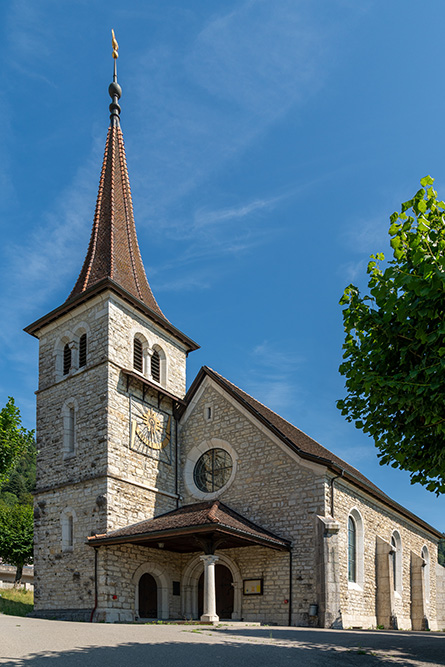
[142,408,162,442]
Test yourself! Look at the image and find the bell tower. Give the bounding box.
[25,33,198,620]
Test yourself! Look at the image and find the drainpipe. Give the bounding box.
[174,405,179,509]
[89,547,99,623]
[288,548,293,627]
[330,470,344,518]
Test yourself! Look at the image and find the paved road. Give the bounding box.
[1,615,444,666]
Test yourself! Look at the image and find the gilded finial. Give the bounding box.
[109,29,121,125]
[111,29,119,59]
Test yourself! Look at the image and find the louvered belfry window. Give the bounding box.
[151,349,160,382]
[133,338,143,373]
[79,334,87,368]
[63,343,72,375]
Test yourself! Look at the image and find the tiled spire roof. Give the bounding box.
[66,67,165,319]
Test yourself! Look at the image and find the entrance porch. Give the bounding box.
[88,500,291,624]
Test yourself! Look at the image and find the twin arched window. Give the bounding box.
[59,330,88,379]
[133,336,165,385]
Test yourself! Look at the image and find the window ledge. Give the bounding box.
[62,546,74,553]
[63,452,76,461]
[348,582,363,592]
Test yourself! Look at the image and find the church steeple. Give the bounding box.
[26,33,198,354]
[67,31,165,319]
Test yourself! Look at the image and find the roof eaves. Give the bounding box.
[87,521,290,550]
[24,277,200,351]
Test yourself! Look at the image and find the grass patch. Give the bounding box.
[0,587,34,617]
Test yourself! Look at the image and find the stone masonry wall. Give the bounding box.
[436,564,445,631]
[179,378,326,626]
[33,291,186,616]
[332,480,439,630]
[34,296,111,614]
[34,478,107,613]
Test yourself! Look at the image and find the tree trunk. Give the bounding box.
[13,563,23,587]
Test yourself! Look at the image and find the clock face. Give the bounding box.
[130,397,172,461]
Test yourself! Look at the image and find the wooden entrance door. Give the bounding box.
[138,573,157,618]
[198,564,234,619]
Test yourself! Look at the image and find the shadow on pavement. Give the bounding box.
[1,628,445,667]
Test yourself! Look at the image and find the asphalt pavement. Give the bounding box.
[1,615,444,666]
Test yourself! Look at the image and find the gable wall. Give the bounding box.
[180,380,327,624]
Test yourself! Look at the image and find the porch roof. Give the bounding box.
[87,501,291,552]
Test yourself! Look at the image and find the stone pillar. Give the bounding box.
[411,551,427,631]
[200,554,219,623]
[316,516,342,628]
[376,536,395,629]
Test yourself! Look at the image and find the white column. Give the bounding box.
[200,554,219,623]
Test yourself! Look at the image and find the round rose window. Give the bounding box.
[193,448,233,493]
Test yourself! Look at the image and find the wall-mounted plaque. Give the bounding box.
[243,579,263,595]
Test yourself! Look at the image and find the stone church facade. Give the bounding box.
[25,61,445,629]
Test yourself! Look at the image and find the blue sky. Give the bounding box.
[1,0,444,531]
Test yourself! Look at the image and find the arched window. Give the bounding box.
[348,516,356,582]
[347,508,364,588]
[79,333,87,368]
[391,531,402,594]
[422,545,430,604]
[151,345,166,385]
[62,399,77,458]
[61,508,76,552]
[63,343,72,375]
[133,337,143,373]
[151,349,160,383]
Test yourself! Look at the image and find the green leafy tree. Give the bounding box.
[338,177,445,495]
[0,398,34,486]
[0,503,33,583]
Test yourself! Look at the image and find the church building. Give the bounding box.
[25,48,445,629]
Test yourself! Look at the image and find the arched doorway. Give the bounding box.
[198,564,234,619]
[138,572,158,618]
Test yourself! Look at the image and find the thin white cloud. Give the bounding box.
[0,133,104,348]
[241,340,307,415]
[6,0,53,67]
[194,197,279,229]
[337,258,368,284]
[343,215,390,255]
[130,0,347,223]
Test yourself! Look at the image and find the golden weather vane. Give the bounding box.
[111,29,119,59]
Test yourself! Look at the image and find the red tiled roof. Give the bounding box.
[183,367,443,539]
[88,500,290,550]
[67,122,165,318]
